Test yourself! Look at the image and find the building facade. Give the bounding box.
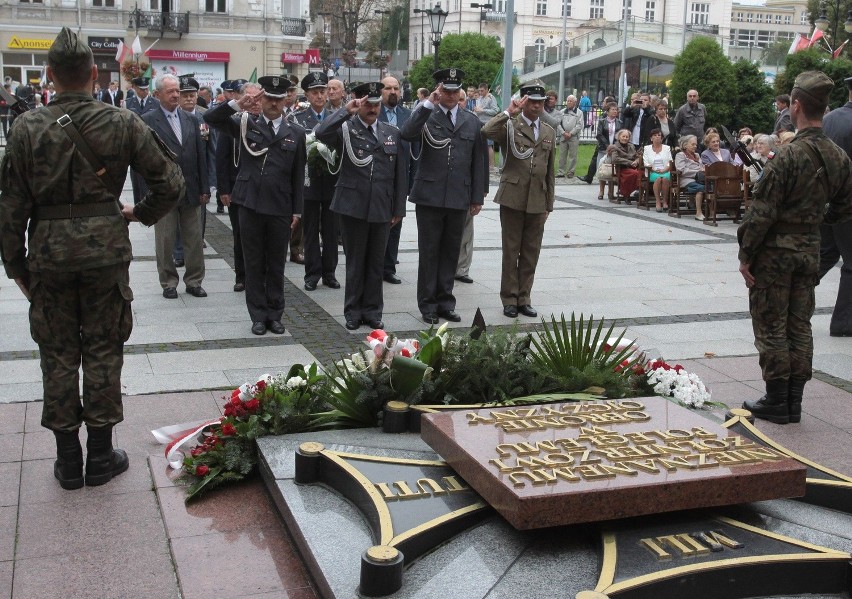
[1,0,311,93]
[728,0,811,63]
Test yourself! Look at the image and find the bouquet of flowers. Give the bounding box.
[120,58,154,84]
[305,130,339,175]
[645,359,712,408]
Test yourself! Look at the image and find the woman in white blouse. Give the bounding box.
[643,129,673,211]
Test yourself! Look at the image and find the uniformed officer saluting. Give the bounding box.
[314,81,407,331]
[482,82,556,320]
[400,68,486,325]
[203,75,306,336]
[0,28,185,490]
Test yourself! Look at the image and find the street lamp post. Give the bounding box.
[814,3,852,52]
[375,9,390,78]
[342,10,356,88]
[557,0,568,104]
[318,12,332,63]
[470,3,492,35]
[426,2,449,71]
[413,8,427,60]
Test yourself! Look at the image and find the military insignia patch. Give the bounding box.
[369,83,377,93]
[450,68,457,78]
[272,77,280,87]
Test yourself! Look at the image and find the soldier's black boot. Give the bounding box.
[85,426,129,487]
[743,379,790,424]
[53,430,84,490]
[788,377,807,424]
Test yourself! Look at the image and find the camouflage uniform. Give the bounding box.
[737,127,852,382]
[0,89,184,432]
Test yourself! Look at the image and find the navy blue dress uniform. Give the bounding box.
[126,76,161,204]
[399,68,486,324]
[378,90,418,284]
[314,82,408,330]
[292,72,340,291]
[214,79,248,291]
[204,76,306,333]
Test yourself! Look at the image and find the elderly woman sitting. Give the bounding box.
[675,134,706,221]
[607,128,642,200]
[701,130,739,166]
[643,128,673,212]
[748,133,775,182]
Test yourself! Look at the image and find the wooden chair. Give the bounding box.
[638,160,675,211]
[704,162,745,226]
[606,163,620,203]
[668,167,699,218]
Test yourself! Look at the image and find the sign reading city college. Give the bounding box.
[7,36,52,50]
[146,49,230,63]
[87,37,122,53]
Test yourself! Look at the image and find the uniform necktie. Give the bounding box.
[387,108,397,126]
[446,109,454,129]
[532,120,539,141]
[365,124,377,142]
[168,112,182,144]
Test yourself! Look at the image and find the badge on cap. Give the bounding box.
[369,82,377,93]
[450,68,456,78]
[272,77,280,87]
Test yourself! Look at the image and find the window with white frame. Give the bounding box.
[800,11,808,24]
[590,0,604,19]
[18,0,44,3]
[756,13,763,23]
[535,37,545,62]
[93,0,115,6]
[536,0,547,16]
[205,0,225,12]
[784,15,791,24]
[622,0,632,19]
[774,14,781,23]
[645,0,655,21]
[738,29,755,45]
[562,0,571,17]
[691,3,709,25]
[736,12,743,21]
[746,12,753,22]
[493,0,505,12]
[757,30,771,46]
[729,29,737,44]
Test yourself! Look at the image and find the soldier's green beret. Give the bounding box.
[792,70,833,105]
[48,27,93,69]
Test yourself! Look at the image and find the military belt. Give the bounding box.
[770,223,819,234]
[34,202,120,220]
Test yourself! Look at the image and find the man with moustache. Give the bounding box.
[204,76,306,335]
[400,68,486,324]
[378,75,417,285]
[315,82,407,330]
[292,71,341,291]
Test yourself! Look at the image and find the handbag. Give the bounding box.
[597,156,615,181]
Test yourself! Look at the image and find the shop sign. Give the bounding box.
[7,36,52,50]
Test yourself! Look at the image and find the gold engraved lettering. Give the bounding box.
[742,448,784,461]
[509,470,546,488]
[442,476,470,492]
[622,431,655,444]
[555,438,584,451]
[576,449,602,464]
[692,426,717,438]
[498,419,542,432]
[517,457,563,469]
[655,456,696,471]
[618,400,645,410]
[694,453,720,470]
[713,450,760,465]
[528,468,557,485]
[648,429,693,441]
[574,464,616,480]
[730,435,759,448]
[674,533,711,555]
[392,481,429,500]
[552,467,581,482]
[584,433,629,448]
[578,425,614,438]
[416,478,448,496]
[584,412,629,424]
[623,410,652,422]
[620,459,660,474]
[375,482,396,500]
[557,415,586,426]
[544,452,575,464]
[704,529,745,549]
[530,417,569,429]
[697,438,729,451]
[599,463,638,476]
[466,412,493,425]
[489,458,524,472]
[640,537,672,560]
[670,440,704,453]
[655,534,702,556]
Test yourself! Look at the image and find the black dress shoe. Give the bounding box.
[454,274,474,284]
[365,319,385,330]
[345,319,361,330]
[383,273,402,284]
[422,313,439,325]
[173,258,185,268]
[162,287,178,299]
[251,321,267,335]
[323,277,341,289]
[290,253,305,264]
[216,206,225,214]
[503,305,518,318]
[233,282,245,292]
[267,321,286,334]
[186,286,207,298]
[518,304,537,318]
[304,280,318,291]
[438,309,462,322]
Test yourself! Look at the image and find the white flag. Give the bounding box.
[131,35,142,55]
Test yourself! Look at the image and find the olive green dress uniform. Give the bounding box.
[481,94,556,311]
[0,81,184,432]
[737,73,852,402]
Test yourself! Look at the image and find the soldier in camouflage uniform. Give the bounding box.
[738,71,852,424]
[0,28,185,489]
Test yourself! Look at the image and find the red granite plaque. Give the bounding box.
[420,399,807,529]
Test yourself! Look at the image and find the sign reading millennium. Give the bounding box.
[420,399,807,529]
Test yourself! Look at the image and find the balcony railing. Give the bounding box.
[128,10,190,36]
[282,17,307,37]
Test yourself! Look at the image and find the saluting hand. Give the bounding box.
[346,97,364,115]
[236,89,263,113]
[508,96,527,117]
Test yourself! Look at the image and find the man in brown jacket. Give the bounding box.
[482,83,555,318]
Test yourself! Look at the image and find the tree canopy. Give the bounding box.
[774,49,852,110]
[408,33,506,93]
[670,37,737,130]
[730,59,776,134]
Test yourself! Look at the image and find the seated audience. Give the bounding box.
[643,129,673,212]
[608,129,642,200]
[747,133,775,183]
[675,134,706,221]
[701,131,739,165]
[640,99,677,148]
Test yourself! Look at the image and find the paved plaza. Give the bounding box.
[0,177,849,598]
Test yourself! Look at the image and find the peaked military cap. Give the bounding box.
[48,27,93,70]
[220,79,233,91]
[178,75,200,92]
[792,71,833,106]
[519,82,547,101]
[131,76,150,88]
[301,71,328,91]
[433,67,465,91]
[257,75,292,98]
[229,79,248,92]
[351,81,384,103]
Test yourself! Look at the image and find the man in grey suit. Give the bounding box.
[315,82,407,331]
[400,68,486,324]
[378,75,417,285]
[204,76,306,335]
[142,74,209,300]
[126,76,160,204]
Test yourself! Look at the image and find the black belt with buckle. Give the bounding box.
[33,202,120,220]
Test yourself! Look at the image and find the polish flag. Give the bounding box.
[808,27,824,48]
[131,35,143,55]
[114,40,132,63]
[833,39,849,58]
[788,33,810,54]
